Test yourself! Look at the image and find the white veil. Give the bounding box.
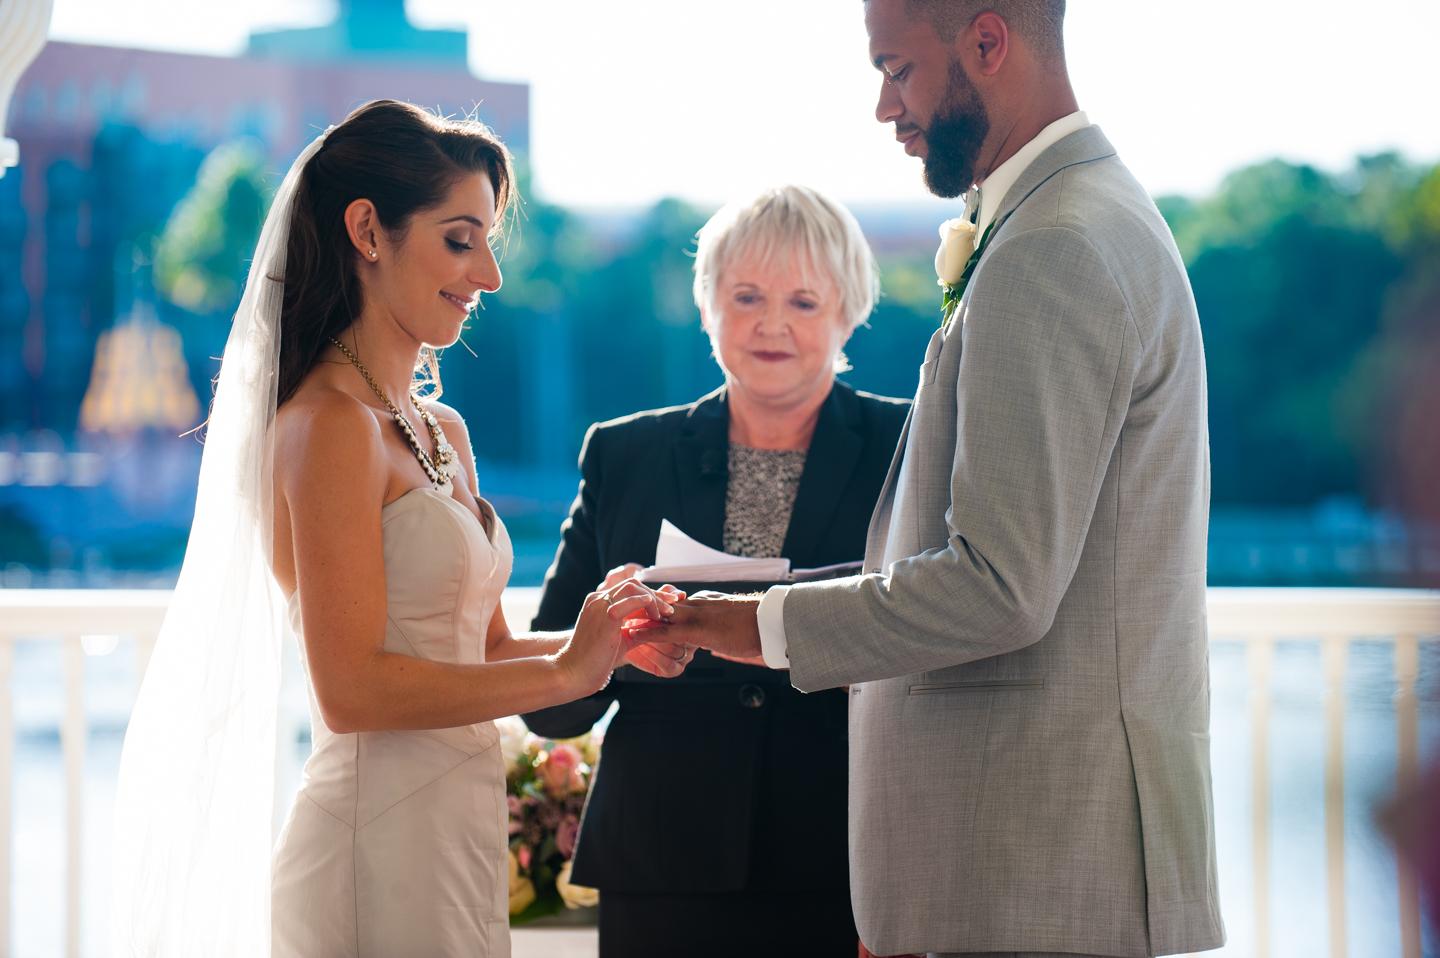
[111,131,329,958]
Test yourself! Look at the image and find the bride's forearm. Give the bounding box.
[311,650,587,733]
[486,630,570,662]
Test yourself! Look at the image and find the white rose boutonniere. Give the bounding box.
[936,217,977,286]
[935,214,1001,328]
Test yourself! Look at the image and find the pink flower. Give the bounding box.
[556,814,580,859]
[517,845,531,870]
[538,744,585,798]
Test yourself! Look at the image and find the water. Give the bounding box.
[11,638,1440,957]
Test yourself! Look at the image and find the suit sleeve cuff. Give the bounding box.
[757,585,791,669]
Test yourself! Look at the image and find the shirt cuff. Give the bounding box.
[757,585,791,669]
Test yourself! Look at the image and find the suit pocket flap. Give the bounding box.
[908,678,1044,695]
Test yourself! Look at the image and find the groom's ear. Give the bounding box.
[962,11,1010,78]
[344,198,382,258]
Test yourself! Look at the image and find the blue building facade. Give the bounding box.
[0,1,531,582]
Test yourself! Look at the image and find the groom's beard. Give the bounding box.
[919,58,991,199]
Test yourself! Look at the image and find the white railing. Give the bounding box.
[0,587,1435,958]
[1204,588,1439,958]
[0,587,541,958]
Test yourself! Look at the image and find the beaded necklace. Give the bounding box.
[329,337,460,494]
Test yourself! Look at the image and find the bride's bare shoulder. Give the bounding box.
[276,383,384,473]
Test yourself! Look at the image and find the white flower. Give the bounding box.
[935,217,978,287]
[556,861,599,910]
[496,715,530,776]
[580,733,601,768]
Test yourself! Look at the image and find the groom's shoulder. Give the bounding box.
[998,152,1193,338]
[1014,152,1182,275]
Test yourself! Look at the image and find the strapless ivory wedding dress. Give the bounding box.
[272,488,514,958]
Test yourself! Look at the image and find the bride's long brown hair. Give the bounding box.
[275,99,514,408]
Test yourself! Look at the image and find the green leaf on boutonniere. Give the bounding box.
[940,217,999,329]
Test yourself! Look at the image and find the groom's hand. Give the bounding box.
[649,590,764,660]
[619,636,695,678]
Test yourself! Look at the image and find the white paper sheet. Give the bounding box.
[639,519,791,583]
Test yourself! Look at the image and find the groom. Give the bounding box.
[657,1,1224,956]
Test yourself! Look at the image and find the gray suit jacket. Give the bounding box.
[782,126,1223,957]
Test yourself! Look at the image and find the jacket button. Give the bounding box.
[738,684,766,708]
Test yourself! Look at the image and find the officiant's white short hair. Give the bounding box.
[693,185,879,337]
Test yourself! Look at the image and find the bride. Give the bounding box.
[110,100,690,958]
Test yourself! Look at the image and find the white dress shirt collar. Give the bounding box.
[968,110,1090,238]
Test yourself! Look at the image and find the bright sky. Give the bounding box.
[47,0,1440,209]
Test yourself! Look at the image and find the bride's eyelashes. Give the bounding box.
[446,237,475,252]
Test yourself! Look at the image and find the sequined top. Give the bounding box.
[722,441,808,558]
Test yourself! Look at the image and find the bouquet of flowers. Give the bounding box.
[498,716,602,924]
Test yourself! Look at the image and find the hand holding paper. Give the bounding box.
[637,520,861,584]
[639,520,790,583]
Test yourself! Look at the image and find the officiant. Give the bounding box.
[522,185,907,958]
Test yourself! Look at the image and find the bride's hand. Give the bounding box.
[617,583,692,677]
[600,562,645,590]
[558,580,675,696]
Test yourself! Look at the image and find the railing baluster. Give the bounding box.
[1249,635,1274,958]
[1394,633,1421,958]
[0,639,12,958]
[61,636,84,958]
[1322,636,1348,958]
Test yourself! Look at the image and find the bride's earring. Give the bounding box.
[367,249,378,259]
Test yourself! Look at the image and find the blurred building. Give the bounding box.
[0,0,528,440]
[0,0,528,578]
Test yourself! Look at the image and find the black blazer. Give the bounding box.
[523,381,908,895]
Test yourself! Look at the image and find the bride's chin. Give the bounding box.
[426,323,467,350]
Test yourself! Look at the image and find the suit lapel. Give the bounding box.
[781,383,864,566]
[952,128,1118,331]
[990,125,1118,232]
[671,387,730,551]
[953,128,1119,335]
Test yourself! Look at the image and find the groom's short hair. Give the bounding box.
[906,0,1067,61]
